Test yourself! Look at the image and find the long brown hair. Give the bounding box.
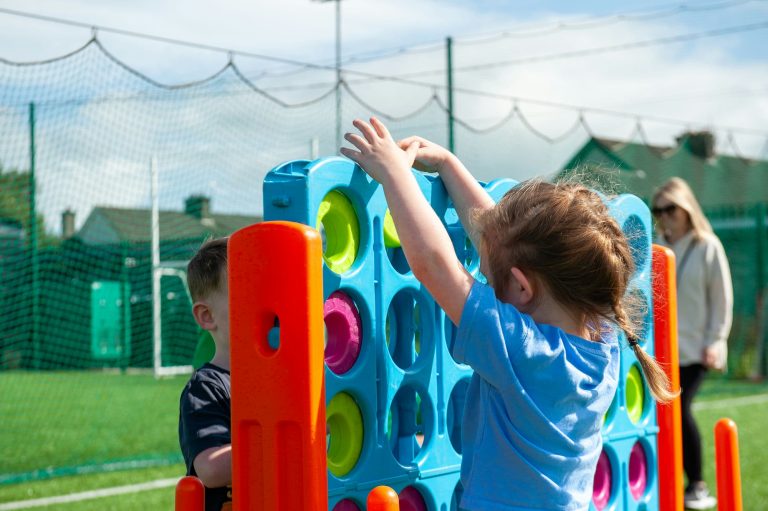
[477,180,677,403]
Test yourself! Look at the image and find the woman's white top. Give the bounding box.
[658,230,733,369]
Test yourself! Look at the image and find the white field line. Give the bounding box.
[0,478,179,510]
[692,392,768,411]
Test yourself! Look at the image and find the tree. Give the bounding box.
[0,163,58,247]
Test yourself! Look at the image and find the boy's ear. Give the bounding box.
[509,267,535,305]
[192,301,215,331]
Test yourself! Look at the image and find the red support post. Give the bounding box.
[175,476,204,511]
[229,222,328,510]
[652,245,684,511]
[715,418,743,511]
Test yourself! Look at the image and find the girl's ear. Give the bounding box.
[510,267,535,306]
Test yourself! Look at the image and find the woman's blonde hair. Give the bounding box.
[652,177,713,241]
[477,180,677,403]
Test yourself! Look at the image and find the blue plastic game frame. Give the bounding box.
[262,156,660,511]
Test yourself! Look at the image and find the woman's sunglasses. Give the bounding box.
[651,204,678,217]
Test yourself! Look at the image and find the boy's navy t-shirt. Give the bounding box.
[178,363,232,511]
[452,280,619,511]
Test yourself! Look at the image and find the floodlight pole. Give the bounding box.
[151,157,161,378]
[334,0,342,150]
[314,0,342,150]
[446,37,455,153]
[28,102,40,370]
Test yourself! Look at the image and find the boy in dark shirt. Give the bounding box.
[178,237,232,511]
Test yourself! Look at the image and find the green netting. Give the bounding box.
[1,35,766,485]
[0,38,454,484]
[708,204,768,377]
[561,138,768,379]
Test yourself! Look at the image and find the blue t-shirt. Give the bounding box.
[452,280,619,511]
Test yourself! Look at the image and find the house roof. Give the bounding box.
[561,135,768,206]
[86,207,259,243]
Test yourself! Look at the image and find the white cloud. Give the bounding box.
[0,0,766,229]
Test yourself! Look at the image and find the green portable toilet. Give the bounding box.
[91,280,130,361]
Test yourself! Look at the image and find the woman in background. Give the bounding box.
[652,177,733,510]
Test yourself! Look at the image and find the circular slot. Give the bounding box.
[383,209,400,248]
[450,480,464,511]
[332,499,360,511]
[399,486,427,511]
[628,442,648,500]
[603,391,617,429]
[626,364,645,424]
[324,291,362,375]
[385,208,410,274]
[445,223,477,274]
[623,214,649,272]
[447,378,470,454]
[386,290,426,370]
[592,449,612,511]
[387,245,411,274]
[326,392,364,477]
[386,386,431,465]
[316,190,360,274]
[448,230,477,273]
[444,315,457,359]
[462,236,477,271]
[627,288,651,345]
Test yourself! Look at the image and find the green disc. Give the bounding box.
[383,209,401,248]
[316,190,360,274]
[326,392,364,477]
[626,365,645,424]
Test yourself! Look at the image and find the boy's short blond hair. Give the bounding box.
[187,237,228,302]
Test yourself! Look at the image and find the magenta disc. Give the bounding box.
[592,450,611,510]
[628,442,647,500]
[332,499,360,511]
[399,486,427,511]
[324,291,362,374]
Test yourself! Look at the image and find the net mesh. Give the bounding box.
[0,36,766,484]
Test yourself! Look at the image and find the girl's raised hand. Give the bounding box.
[340,117,419,185]
[397,136,452,173]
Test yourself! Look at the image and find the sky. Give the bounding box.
[0,0,767,227]
[1,0,765,129]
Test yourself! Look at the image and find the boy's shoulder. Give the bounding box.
[181,363,231,401]
[191,362,230,379]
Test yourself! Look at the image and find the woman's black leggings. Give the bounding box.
[679,363,708,484]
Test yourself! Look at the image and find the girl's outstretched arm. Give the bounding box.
[397,136,494,251]
[341,117,473,325]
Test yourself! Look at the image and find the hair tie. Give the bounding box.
[628,335,640,347]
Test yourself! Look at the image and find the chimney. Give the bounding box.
[62,209,75,239]
[185,195,210,220]
[676,130,715,160]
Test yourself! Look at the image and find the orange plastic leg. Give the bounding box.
[229,222,328,511]
[715,418,743,511]
[175,476,204,511]
[652,245,684,511]
[367,486,400,511]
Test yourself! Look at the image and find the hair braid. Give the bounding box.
[613,303,678,403]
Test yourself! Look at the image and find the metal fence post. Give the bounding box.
[28,102,39,370]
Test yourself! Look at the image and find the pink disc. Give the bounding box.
[399,486,427,511]
[628,442,647,500]
[324,291,362,374]
[332,499,360,511]
[592,450,611,510]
